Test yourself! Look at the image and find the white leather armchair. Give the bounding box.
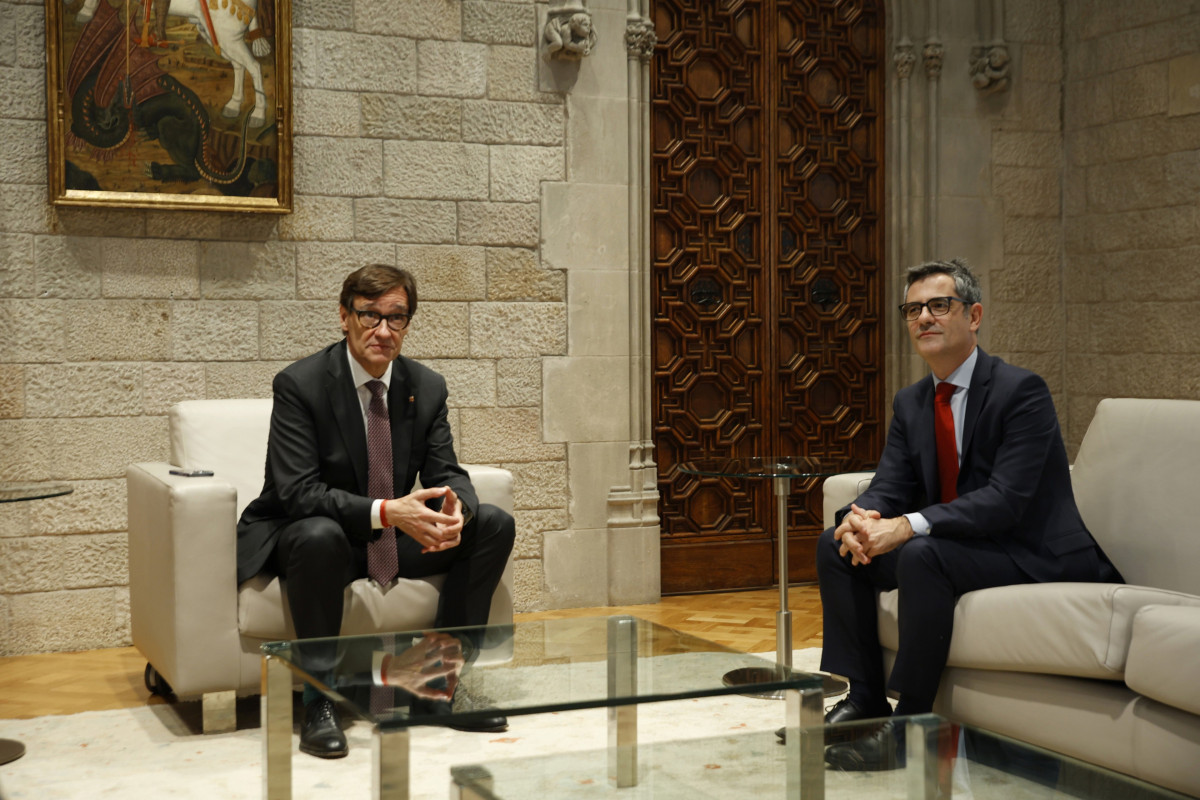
[126,399,515,733]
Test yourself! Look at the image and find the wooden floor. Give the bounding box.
[0,586,823,721]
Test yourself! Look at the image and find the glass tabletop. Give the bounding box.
[679,456,870,479]
[261,616,823,731]
[0,481,74,504]
[452,714,1194,799]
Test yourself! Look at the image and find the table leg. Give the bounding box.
[607,615,638,788]
[905,716,949,800]
[261,655,293,800]
[450,765,493,800]
[784,684,825,800]
[374,726,411,800]
[774,475,793,670]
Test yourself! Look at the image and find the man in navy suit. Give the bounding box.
[237,264,514,759]
[812,259,1120,770]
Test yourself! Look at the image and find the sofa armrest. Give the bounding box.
[1125,604,1200,715]
[127,462,243,697]
[461,464,516,639]
[822,472,876,529]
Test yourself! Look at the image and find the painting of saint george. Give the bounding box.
[45,0,292,212]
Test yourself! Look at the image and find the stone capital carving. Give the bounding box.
[969,43,1011,94]
[894,43,916,79]
[543,5,599,62]
[923,41,945,80]
[624,17,657,63]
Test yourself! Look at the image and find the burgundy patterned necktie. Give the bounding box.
[934,381,959,502]
[366,380,398,585]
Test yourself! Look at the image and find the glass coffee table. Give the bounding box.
[260,616,826,800]
[0,481,74,767]
[451,713,1195,799]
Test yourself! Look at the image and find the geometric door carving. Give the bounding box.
[651,0,887,594]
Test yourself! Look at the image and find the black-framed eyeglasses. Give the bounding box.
[898,296,970,322]
[350,307,412,331]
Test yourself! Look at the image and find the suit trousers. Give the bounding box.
[816,525,1030,710]
[268,504,515,642]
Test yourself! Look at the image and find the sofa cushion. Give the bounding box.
[238,573,447,640]
[1125,604,1200,716]
[878,583,1200,679]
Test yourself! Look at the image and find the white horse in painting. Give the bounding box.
[74,0,272,127]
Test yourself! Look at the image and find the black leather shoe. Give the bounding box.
[299,698,348,759]
[824,719,904,771]
[448,714,509,733]
[775,697,891,744]
[414,699,509,733]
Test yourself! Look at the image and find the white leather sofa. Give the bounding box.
[822,398,1200,797]
[126,399,515,733]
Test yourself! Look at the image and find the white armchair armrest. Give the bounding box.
[127,462,243,696]
[822,471,876,529]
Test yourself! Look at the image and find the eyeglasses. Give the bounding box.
[350,307,412,331]
[898,296,970,322]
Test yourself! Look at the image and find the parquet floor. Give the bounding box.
[0,586,823,721]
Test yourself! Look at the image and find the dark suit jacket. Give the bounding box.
[236,341,477,584]
[844,348,1117,583]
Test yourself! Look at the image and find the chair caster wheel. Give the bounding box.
[144,663,175,698]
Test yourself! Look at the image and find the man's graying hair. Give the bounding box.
[340,264,417,314]
[903,258,982,307]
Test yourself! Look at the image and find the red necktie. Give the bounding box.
[935,381,959,502]
[366,380,399,585]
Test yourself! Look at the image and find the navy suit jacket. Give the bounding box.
[236,341,477,584]
[845,348,1117,583]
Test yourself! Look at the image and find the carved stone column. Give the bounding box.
[605,0,660,604]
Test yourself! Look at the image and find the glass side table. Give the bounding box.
[0,481,75,765]
[679,457,865,699]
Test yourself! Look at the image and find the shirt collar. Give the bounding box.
[345,345,392,392]
[935,346,978,393]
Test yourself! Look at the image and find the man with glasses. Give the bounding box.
[236,264,515,759]
[808,259,1121,770]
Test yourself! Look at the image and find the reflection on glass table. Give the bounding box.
[453,714,1194,800]
[678,457,870,699]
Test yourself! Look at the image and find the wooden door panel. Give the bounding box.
[653,0,885,593]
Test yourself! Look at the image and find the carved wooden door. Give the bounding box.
[652,0,886,593]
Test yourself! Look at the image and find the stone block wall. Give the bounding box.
[0,0,591,655]
[983,0,1069,427]
[1061,1,1200,452]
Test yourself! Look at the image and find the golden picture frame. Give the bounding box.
[44,0,292,213]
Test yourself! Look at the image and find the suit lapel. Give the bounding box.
[917,377,940,500]
[325,341,369,493]
[960,348,993,462]
[388,356,417,495]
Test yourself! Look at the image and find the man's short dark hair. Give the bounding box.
[903,258,982,306]
[339,264,418,314]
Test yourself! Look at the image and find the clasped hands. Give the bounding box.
[381,631,464,700]
[834,503,913,566]
[383,486,465,554]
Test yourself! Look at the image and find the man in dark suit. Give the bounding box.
[811,259,1120,770]
[237,264,515,759]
